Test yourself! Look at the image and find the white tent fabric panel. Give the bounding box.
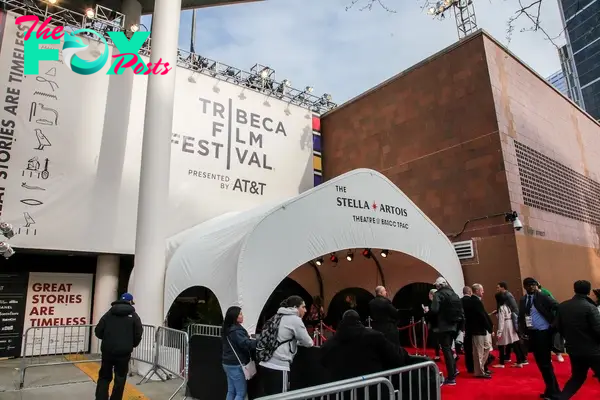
[164,169,464,333]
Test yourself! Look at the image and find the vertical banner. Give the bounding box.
[22,272,93,356]
[0,11,313,253]
[0,272,29,358]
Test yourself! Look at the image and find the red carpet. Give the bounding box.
[411,350,600,399]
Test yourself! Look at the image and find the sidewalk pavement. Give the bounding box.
[0,357,187,400]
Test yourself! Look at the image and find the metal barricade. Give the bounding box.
[140,326,189,400]
[129,323,157,377]
[187,323,222,337]
[19,324,99,389]
[258,361,440,400]
[130,324,156,365]
[257,376,395,400]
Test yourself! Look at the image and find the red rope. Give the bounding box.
[397,320,421,331]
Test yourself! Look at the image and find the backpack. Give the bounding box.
[255,313,292,362]
[440,290,463,323]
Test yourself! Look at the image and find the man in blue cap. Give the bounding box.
[94,293,143,400]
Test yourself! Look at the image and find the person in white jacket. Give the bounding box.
[493,292,526,368]
[259,295,314,395]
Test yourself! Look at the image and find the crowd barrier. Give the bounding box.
[19,324,101,389]
[256,361,440,400]
[139,326,189,400]
[257,376,396,400]
[186,322,439,400]
[17,324,188,400]
[16,317,428,399]
[187,323,221,338]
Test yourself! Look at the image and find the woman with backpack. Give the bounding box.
[222,306,257,400]
[256,295,314,395]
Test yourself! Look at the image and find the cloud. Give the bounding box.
[144,0,565,104]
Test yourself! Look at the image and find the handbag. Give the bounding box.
[227,337,257,380]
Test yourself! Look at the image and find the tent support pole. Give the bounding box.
[371,254,386,288]
[308,261,324,301]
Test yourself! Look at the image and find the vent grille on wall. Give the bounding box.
[514,140,600,225]
[453,240,474,260]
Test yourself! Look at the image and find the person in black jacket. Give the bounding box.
[470,284,493,379]
[321,309,407,380]
[321,310,435,400]
[368,286,400,347]
[430,277,463,385]
[518,277,560,400]
[94,293,143,400]
[461,286,475,374]
[555,280,600,399]
[222,306,257,400]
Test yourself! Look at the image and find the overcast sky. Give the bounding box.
[142,0,565,105]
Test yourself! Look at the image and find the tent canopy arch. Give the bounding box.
[164,169,464,333]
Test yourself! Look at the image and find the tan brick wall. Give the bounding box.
[321,33,519,311]
[483,35,600,297]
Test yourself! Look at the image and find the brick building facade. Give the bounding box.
[319,31,600,309]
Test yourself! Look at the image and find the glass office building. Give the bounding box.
[547,70,569,96]
[559,0,600,121]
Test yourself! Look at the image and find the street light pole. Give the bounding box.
[131,0,182,328]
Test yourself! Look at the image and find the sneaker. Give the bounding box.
[434,356,441,362]
[521,361,529,366]
[492,364,505,368]
[443,378,457,386]
[476,374,492,379]
[557,354,565,363]
[512,363,524,368]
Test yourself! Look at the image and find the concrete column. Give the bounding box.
[131,0,182,328]
[121,0,142,31]
[92,255,120,350]
[89,0,141,250]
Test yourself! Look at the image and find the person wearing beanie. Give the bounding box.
[94,293,143,400]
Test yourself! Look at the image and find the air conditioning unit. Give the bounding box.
[453,240,474,260]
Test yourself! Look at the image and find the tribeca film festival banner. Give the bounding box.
[22,272,93,356]
[0,11,313,253]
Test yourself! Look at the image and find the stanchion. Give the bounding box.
[411,317,420,355]
[421,317,428,355]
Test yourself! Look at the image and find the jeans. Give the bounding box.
[223,364,247,400]
[439,331,457,379]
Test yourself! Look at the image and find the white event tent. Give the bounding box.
[159,169,464,333]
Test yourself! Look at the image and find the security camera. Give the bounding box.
[505,211,523,231]
[0,242,14,259]
[0,222,14,239]
[513,216,523,231]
